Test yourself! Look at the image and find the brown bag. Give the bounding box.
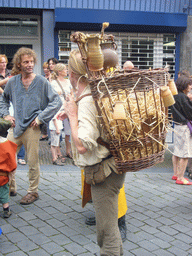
[84,162,106,185]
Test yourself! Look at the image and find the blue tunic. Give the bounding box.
[0,74,62,138]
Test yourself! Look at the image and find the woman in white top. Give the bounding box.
[51,63,72,159]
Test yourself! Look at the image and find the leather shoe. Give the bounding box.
[85,217,96,226]
[118,215,127,242]
[10,191,17,197]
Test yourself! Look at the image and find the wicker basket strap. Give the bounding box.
[96,137,110,150]
[75,93,92,104]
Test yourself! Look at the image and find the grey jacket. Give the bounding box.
[0,74,62,138]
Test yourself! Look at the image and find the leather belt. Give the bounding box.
[0,171,8,177]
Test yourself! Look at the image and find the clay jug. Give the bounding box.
[167,79,178,95]
[86,35,104,71]
[113,101,126,120]
[100,42,119,69]
[161,86,175,107]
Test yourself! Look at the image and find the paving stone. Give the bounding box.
[6,231,27,243]
[158,226,179,236]
[18,211,37,221]
[123,240,138,251]
[156,216,175,226]
[58,225,79,237]
[53,252,73,256]
[170,223,191,233]
[7,217,28,228]
[50,234,72,245]
[0,241,19,254]
[144,218,162,228]
[137,230,156,241]
[173,233,192,244]
[28,233,51,245]
[167,246,188,256]
[150,238,171,249]
[46,218,65,228]
[6,252,27,256]
[154,231,175,242]
[64,242,87,255]
[138,239,159,251]
[27,248,50,256]
[71,234,92,245]
[39,225,60,236]
[41,241,64,254]
[153,248,175,256]
[140,224,159,234]
[17,238,39,252]
[28,218,48,228]
[83,242,99,253]
[130,247,154,256]
[1,224,16,234]
[18,225,40,236]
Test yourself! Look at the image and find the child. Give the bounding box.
[49,112,65,165]
[0,118,17,218]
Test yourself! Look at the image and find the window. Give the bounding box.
[0,18,38,37]
[58,31,176,76]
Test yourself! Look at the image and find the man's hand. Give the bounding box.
[30,118,39,129]
[4,115,15,127]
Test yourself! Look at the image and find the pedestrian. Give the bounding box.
[49,109,65,165]
[39,62,50,141]
[171,75,192,184]
[17,145,26,165]
[123,60,134,70]
[51,63,72,159]
[58,49,126,255]
[43,61,51,82]
[47,57,59,82]
[0,54,11,95]
[0,118,17,218]
[0,47,62,204]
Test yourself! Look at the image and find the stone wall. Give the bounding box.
[180,15,192,74]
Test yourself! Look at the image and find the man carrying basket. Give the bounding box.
[58,49,126,256]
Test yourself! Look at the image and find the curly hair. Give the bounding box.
[175,75,192,92]
[11,47,37,75]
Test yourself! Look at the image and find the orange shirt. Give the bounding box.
[0,140,17,186]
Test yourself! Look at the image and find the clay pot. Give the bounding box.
[86,35,104,71]
[113,101,126,120]
[161,86,175,107]
[100,42,118,69]
[167,79,178,95]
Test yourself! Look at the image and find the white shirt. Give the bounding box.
[72,85,117,176]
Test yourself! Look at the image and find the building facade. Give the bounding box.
[0,0,191,77]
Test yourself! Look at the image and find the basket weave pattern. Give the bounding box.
[90,69,169,173]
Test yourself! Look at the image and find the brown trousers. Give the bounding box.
[8,126,41,193]
[91,170,126,256]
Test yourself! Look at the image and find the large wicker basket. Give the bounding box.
[89,69,169,173]
[70,30,169,173]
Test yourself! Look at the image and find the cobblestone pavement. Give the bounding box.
[1,142,192,255]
